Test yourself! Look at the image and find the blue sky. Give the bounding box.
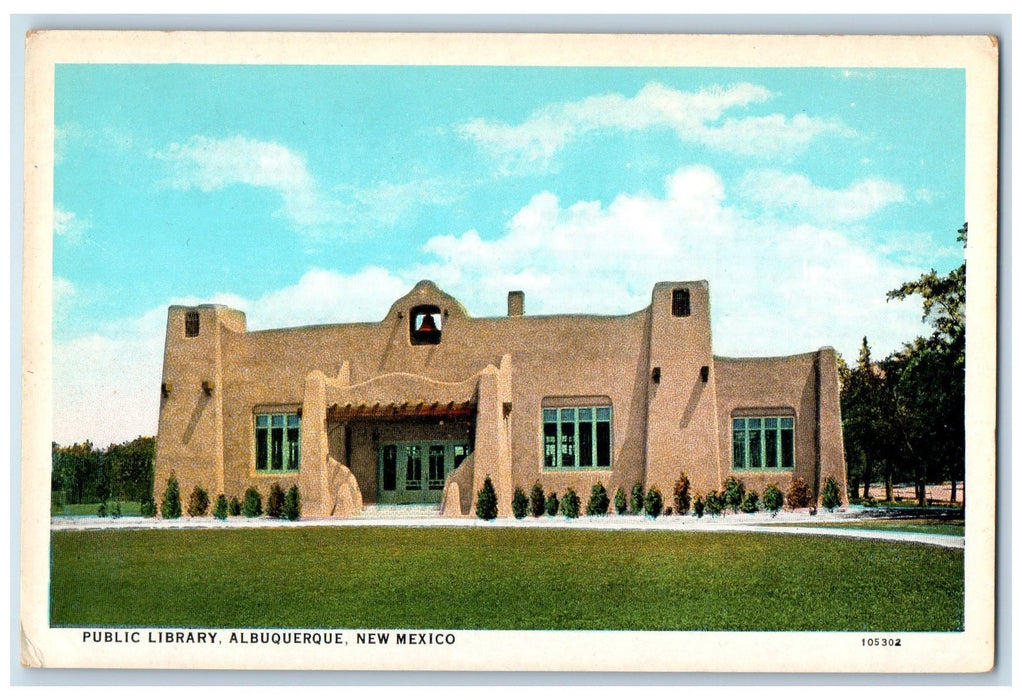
[52,64,966,446]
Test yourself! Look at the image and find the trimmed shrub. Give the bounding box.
[673,473,691,515]
[213,494,229,520]
[740,491,760,514]
[511,487,529,519]
[821,477,842,512]
[614,487,628,515]
[111,501,122,518]
[284,485,301,521]
[161,475,182,520]
[529,483,546,518]
[665,506,673,516]
[723,476,746,513]
[97,502,108,518]
[787,477,813,509]
[267,482,285,519]
[229,496,242,516]
[476,476,498,521]
[644,487,664,518]
[762,483,784,515]
[693,495,705,518]
[243,487,263,518]
[586,482,610,516]
[561,488,581,519]
[187,485,210,517]
[630,483,645,515]
[705,490,725,517]
[545,492,560,517]
[139,496,157,518]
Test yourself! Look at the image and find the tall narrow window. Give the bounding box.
[405,445,422,490]
[672,288,691,317]
[382,445,397,491]
[254,411,300,472]
[428,445,446,490]
[185,310,200,337]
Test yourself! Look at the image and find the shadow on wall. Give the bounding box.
[182,392,211,445]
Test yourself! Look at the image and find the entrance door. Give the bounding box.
[377,441,471,504]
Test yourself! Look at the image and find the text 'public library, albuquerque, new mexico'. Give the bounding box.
[154,280,846,516]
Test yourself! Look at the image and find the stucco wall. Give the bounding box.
[155,280,846,516]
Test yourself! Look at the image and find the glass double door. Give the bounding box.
[377,441,471,504]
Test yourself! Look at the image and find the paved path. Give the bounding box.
[50,509,964,549]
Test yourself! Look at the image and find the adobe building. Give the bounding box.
[153,280,846,517]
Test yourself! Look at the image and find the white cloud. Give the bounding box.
[53,206,90,243]
[737,170,906,223]
[53,166,934,446]
[458,82,851,171]
[154,135,461,235]
[155,135,336,229]
[420,165,926,362]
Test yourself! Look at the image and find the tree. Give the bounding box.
[883,223,966,506]
[476,476,498,520]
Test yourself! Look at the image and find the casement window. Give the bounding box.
[543,406,612,471]
[732,416,794,471]
[255,412,300,472]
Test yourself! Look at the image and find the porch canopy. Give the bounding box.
[327,399,477,422]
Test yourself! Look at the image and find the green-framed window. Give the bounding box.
[543,406,612,471]
[255,412,300,472]
[732,416,794,471]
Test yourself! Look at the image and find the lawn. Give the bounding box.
[51,501,143,517]
[50,527,963,631]
[771,519,965,537]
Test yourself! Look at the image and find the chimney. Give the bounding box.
[507,291,524,317]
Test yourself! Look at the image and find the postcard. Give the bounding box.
[20,30,998,673]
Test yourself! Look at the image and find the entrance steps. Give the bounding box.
[355,504,443,520]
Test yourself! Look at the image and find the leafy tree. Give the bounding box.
[283,485,301,521]
[723,476,746,513]
[529,483,546,518]
[545,492,559,517]
[644,487,664,518]
[614,487,628,515]
[762,484,784,515]
[187,485,209,517]
[586,482,610,516]
[821,478,841,512]
[476,476,498,520]
[267,482,285,518]
[512,487,529,519]
[213,494,229,520]
[243,487,263,518]
[560,489,581,519]
[740,491,760,513]
[630,483,644,515]
[672,473,691,515]
[160,475,182,519]
[883,223,966,505]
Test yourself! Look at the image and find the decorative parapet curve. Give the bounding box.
[324,370,483,411]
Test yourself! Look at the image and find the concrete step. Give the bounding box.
[355,503,443,519]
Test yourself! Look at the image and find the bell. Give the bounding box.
[417,313,438,332]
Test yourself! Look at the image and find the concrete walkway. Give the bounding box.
[50,508,964,549]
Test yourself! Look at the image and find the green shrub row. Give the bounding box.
[156,476,300,521]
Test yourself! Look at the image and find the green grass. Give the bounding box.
[771,519,964,537]
[50,527,963,631]
[51,501,143,517]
